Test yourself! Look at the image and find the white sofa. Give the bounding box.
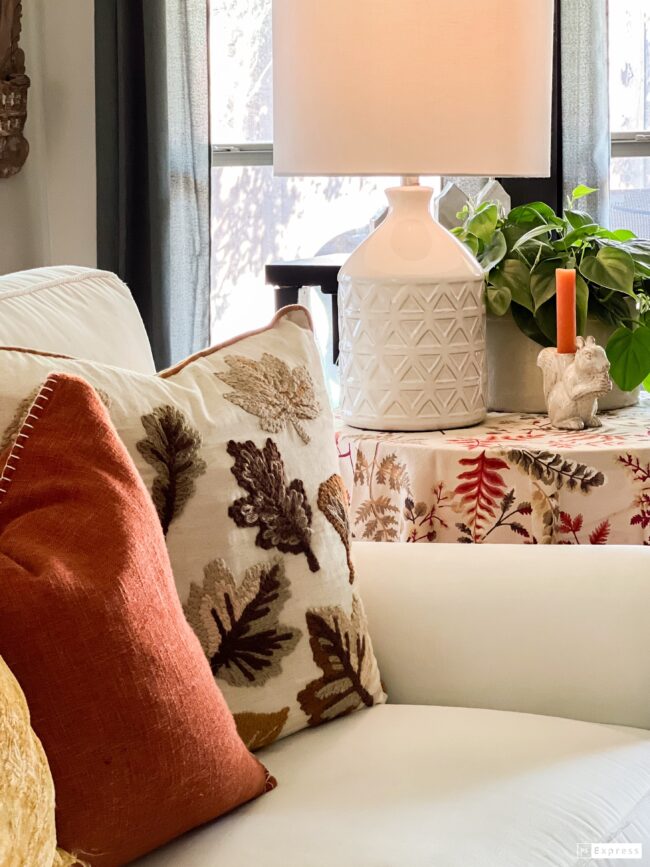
[3,267,650,867]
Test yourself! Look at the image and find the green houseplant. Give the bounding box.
[451,186,650,394]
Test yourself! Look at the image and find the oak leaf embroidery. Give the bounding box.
[228,438,320,572]
[216,353,321,444]
[233,707,290,751]
[136,405,207,536]
[317,474,355,583]
[297,595,382,726]
[184,558,301,688]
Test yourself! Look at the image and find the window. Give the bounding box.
[609,1,650,235]
[209,0,393,383]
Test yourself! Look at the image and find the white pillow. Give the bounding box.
[0,266,155,374]
[0,307,385,751]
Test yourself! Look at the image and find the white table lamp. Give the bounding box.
[273,0,554,431]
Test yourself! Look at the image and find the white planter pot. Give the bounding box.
[487,314,640,413]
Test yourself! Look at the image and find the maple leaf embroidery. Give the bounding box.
[136,405,207,536]
[216,353,321,444]
[184,558,301,688]
[227,438,320,572]
[317,474,355,583]
[233,707,290,751]
[297,595,384,726]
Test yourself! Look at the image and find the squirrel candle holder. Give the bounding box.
[537,337,613,431]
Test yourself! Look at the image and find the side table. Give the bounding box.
[265,254,345,362]
[337,395,650,546]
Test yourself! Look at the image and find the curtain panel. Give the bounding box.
[560,0,610,224]
[95,0,210,369]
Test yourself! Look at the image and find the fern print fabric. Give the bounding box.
[337,396,650,545]
[0,308,385,748]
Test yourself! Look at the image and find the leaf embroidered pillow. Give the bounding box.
[0,307,386,749]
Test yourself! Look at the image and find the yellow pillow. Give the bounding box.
[0,655,74,866]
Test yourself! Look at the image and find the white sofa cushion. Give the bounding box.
[134,704,650,866]
[0,266,155,373]
[355,542,650,731]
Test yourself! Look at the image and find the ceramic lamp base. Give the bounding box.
[337,183,487,432]
[338,276,486,430]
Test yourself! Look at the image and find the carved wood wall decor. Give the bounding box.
[0,0,29,178]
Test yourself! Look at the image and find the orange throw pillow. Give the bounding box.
[0,374,274,866]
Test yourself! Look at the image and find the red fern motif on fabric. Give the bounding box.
[589,520,611,545]
[454,452,509,542]
[618,454,650,532]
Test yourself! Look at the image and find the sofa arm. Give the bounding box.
[354,542,650,731]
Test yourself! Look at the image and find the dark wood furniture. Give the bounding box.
[265,254,346,362]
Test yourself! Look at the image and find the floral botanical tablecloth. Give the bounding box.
[337,395,650,546]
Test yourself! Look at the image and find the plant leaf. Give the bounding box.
[606,325,650,391]
[579,247,636,294]
[227,438,320,572]
[571,184,598,201]
[596,228,637,242]
[467,204,498,244]
[486,285,511,316]
[318,475,355,584]
[233,708,290,751]
[184,558,301,688]
[297,596,383,726]
[512,224,556,252]
[462,234,480,257]
[479,229,508,272]
[490,259,533,312]
[137,405,207,536]
[565,210,594,230]
[508,202,563,227]
[562,224,600,246]
[531,258,565,311]
[216,353,321,444]
[576,275,589,336]
[511,302,553,347]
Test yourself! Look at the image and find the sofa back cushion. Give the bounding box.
[0,266,155,373]
[0,374,272,866]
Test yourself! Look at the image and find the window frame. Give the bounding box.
[612,132,650,159]
[211,143,273,168]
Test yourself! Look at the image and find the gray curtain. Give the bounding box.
[560,0,610,223]
[95,0,210,369]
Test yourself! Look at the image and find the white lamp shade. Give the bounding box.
[273,0,554,178]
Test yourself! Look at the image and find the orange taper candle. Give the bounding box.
[556,268,577,354]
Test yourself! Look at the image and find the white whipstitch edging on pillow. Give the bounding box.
[0,374,59,504]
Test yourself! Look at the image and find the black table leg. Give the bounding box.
[332,293,339,365]
[275,285,301,311]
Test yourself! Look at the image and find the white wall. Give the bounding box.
[0,0,96,275]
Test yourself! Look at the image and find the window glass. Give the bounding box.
[609,1,650,235]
